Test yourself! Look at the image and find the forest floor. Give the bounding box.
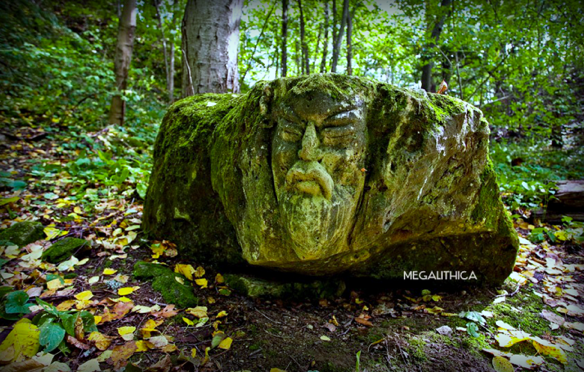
[0,125,583,372]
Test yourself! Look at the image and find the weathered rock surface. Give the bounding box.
[144,74,518,284]
[0,221,44,247]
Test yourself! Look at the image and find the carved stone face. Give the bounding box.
[271,91,367,260]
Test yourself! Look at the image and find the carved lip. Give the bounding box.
[285,163,333,200]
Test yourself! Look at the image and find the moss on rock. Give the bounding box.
[224,274,345,299]
[133,261,198,308]
[0,221,44,247]
[41,237,88,263]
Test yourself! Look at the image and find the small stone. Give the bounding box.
[41,237,88,263]
[436,325,453,336]
[0,221,44,247]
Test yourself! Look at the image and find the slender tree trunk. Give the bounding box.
[153,0,175,103]
[241,2,276,81]
[320,1,329,73]
[281,0,289,77]
[346,9,352,75]
[108,0,137,125]
[421,0,452,92]
[181,0,243,96]
[297,0,309,75]
[312,22,323,73]
[331,0,348,73]
[332,0,337,51]
[168,32,175,102]
[295,40,301,75]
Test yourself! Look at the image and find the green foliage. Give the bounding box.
[490,140,584,210]
[33,298,97,353]
[0,290,32,320]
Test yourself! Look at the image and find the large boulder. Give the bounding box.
[143,74,518,285]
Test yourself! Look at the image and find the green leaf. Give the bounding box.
[459,311,485,325]
[60,312,78,336]
[0,196,19,206]
[46,274,65,284]
[10,180,27,191]
[211,333,227,348]
[36,298,61,317]
[39,320,66,352]
[80,310,97,333]
[5,290,31,314]
[466,322,480,337]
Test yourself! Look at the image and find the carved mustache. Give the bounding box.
[285,161,334,200]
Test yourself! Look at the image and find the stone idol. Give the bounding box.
[143,75,518,285]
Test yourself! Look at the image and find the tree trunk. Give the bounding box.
[297,0,309,75]
[331,0,348,73]
[181,0,243,96]
[281,0,289,77]
[241,2,276,82]
[320,1,329,73]
[108,0,137,125]
[153,0,175,103]
[346,8,352,75]
[421,0,452,92]
[312,22,322,73]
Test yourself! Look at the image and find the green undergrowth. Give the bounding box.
[490,140,584,210]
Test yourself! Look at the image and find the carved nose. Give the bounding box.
[298,123,321,161]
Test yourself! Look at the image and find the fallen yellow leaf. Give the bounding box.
[531,337,567,364]
[183,317,194,326]
[175,264,195,281]
[215,273,224,283]
[195,266,205,278]
[103,268,117,275]
[186,306,208,318]
[88,331,112,351]
[216,311,228,318]
[492,356,514,372]
[0,319,40,363]
[195,278,208,289]
[118,326,136,341]
[218,337,233,350]
[141,319,164,339]
[75,290,94,301]
[118,286,139,296]
[135,340,154,352]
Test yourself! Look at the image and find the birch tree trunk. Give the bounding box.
[181,0,243,96]
[281,0,289,77]
[108,0,137,125]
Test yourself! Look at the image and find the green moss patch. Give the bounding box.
[41,237,88,263]
[133,261,198,308]
[224,273,345,300]
[0,221,44,247]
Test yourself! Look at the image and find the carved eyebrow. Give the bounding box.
[278,106,302,123]
[323,108,363,126]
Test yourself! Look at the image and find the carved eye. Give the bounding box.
[279,120,303,142]
[321,126,355,146]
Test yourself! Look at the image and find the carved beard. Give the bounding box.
[279,184,356,260]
